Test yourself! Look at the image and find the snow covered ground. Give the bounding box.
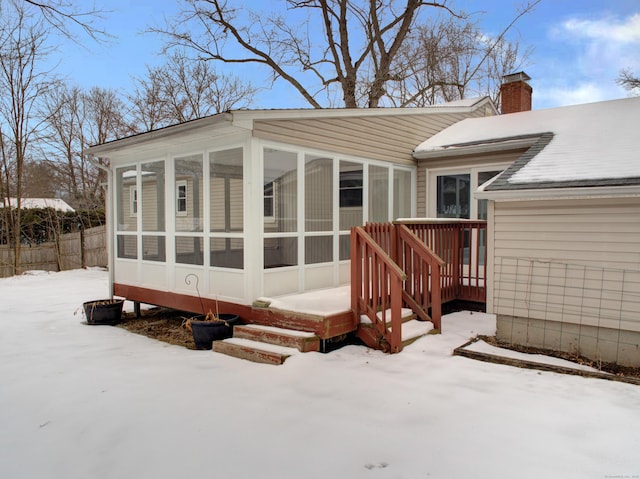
[0,269,638,479]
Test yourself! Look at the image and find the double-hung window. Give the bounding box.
[129,186,138,217]
[176,180,187,216]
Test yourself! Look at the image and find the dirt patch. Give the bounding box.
[478,335,640,380]
[116,308,198,349]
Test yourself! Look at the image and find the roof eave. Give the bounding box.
[84,112,235,156]
[413,136,538,160]
[232,96,495,123]
[476,183,640,201]
[86,98,496,158]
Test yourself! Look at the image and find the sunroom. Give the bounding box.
[85,102,494,319]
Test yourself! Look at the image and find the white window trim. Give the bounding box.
[428,163,511,220]
[176,180,188,217]
[263,180,276,223]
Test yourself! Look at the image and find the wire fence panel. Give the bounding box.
[494,256,640,366]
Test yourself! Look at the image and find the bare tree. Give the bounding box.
[389,18,529,107]
[21,0,109,42]
[129,67,167,132]
[129,51,257,130]
[41,84,134,209]
[0,8,52,273]
[157,0,539,109]
[40,84,83,202]
[618,69,640,95]
[81,87,134,209]
[84,86,134,145]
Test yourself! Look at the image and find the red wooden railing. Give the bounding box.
[396,224,444,330]
[352,220,487,352]
[351,227,406,353]
[362,223,445,331]
[400,220,487,303]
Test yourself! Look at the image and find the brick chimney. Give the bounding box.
[500,72,532,114]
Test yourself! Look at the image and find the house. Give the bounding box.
[3,197,75,212]
[84,100,496,348]
[414,83,640,367]
[85,70,639,367]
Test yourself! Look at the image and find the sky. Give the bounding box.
[46,0,640,110]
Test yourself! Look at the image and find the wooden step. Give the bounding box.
[212,338,299,365]
[395,319,435,347]
[233,324,320,352]
[356,314,435,352]
[359,307,416,326]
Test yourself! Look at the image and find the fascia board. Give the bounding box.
[84,113,235,156]
[475,184,640,202]
[413,137,536,160]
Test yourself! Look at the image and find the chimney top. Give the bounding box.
[500,71,532,114]
[502,71,531,85]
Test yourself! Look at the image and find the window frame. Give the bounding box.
[429,164,510,220]
[129,185,138,217]
[176,179,188,217]
[263,180,276,223]
[339,169,363,208]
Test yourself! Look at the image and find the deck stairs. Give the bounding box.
[212,324,320,365]
[212,308,436,365]
[356,308,436,352]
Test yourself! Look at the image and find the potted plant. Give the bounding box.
[182,274,240,349]
[182,310,240,349]
[83,299,124,325]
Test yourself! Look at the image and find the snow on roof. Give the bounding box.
[430,96,486,108]
[414,96,640,184]
[4,198,75,212]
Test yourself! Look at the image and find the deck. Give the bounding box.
[116,220,487,358]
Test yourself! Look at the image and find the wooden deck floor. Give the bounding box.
[115,283,355,340]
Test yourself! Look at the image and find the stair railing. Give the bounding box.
[351,226,406,353]
[395,224,445,331]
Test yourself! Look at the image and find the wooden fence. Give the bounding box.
[0,225,107,278]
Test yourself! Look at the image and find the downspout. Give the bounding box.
[87,154,115,300]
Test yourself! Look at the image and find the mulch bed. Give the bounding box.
[116,308,198,349]
[477,335,640,380]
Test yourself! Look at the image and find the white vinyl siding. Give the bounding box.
[492,197,640,333]
[254,113,478,166]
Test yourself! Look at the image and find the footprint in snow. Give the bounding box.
[364,462,388,470]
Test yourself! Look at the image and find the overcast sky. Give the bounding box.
[50,0,640,110]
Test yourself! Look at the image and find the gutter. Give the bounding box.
[475,183,640,202]
[413,136,540,161]
[87,154,115,300]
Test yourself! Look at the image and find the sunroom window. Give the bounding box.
[339,161,363,230]
[263,148,297,232]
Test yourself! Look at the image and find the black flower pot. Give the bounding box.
[83,299,124,325]
[190,314,240,349]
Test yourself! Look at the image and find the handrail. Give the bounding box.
[396,224,444,331]
[351,226,406,353]
[352,220,487,353]
[399,220,487,303]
